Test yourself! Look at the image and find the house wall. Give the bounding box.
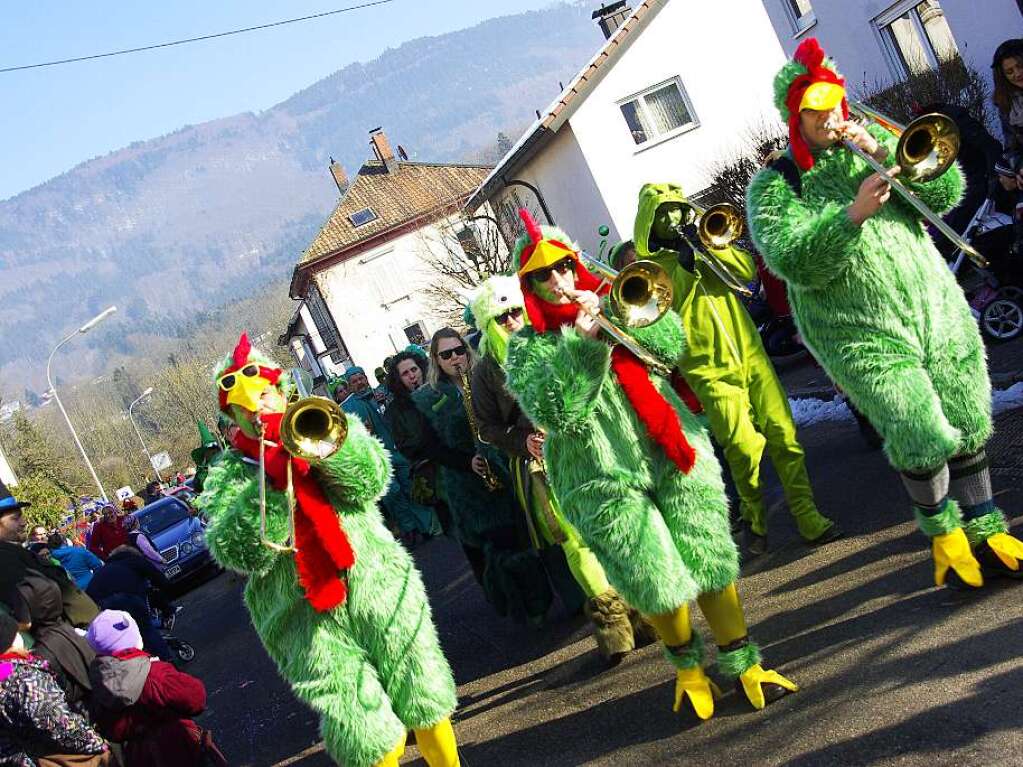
[760,0,1020,98]
[312,218,466,374]
[483,0,788,249]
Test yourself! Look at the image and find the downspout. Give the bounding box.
[502,177,556,225]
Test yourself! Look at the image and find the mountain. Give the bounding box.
[0,2,601,388]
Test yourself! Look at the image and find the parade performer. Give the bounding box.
[195,334,460,767]
[746,38,1023,588]
[633,183,839,549]
[469,275,639,663]
[505,212,797,718]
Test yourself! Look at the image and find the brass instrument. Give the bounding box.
[673,203,753,297]
[573,253,676,377]
[258,396,348,553]
[829,102,987,268]
[457,367,503,492]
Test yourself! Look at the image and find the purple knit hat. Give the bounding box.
[86,610,144,655]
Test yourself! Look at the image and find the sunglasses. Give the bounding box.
[217,364,259,391]
[530,257,576,283]
[496,307,524,325]
[438,345,467,361]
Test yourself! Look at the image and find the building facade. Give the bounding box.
[760,0,1022,103]
[467,0,789,253]
[288,129,491,379]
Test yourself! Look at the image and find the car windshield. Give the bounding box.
[137,502,189,535]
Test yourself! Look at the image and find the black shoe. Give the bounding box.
[734,678,791,706]
[742,523,767,557]
[975,540,1023,580]
[806,523,844,547]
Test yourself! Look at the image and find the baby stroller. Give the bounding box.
[948,192,1023,343]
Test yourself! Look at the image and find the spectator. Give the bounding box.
[85,546,174,661]
[0,481,99,629]
[328,375,349,405]
[28,525,48,545]
[7,573,96,712]
[87,610,226,767]
[49,532,105,591]
[88,504,130,561]
[140,481,164,507]
[122,515,166,566]
[993,38,1023,152]
[0,611,113,766]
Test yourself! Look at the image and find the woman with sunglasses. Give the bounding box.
[408,327,552,626]
[505,211,797,720]
[469,275,641,664]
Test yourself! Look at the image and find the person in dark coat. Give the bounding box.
[85,547,173,661]
[87,610,224,767]
[0,481,99,629]
[6,573,96,712]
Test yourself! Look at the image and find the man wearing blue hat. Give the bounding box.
[0,480,99,627]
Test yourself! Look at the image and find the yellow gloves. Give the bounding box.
[985,532,1023,571]
[932,527,983,588]
[374,732,406,767]
[673,666,722,720]
[414,718,460,767]
[738,664,799,710]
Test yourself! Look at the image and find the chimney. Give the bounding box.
[369,127,399,174]
[591,1,632,40]
[328,156,348,194]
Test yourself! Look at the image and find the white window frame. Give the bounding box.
[873,0,958,79]
[617,76,699,153]
[780,0,817,37]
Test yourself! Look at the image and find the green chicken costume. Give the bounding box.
[504,211,797,718]
[746,38,1023,587]
[633,182,838,546]
[195,334,460,767]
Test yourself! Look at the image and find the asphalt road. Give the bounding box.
[175,389,1023,766]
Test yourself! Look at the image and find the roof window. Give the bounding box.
[349,207,378,227]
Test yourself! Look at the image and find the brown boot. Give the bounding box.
[585,588,635,665]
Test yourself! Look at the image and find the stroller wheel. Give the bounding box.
[981,295,1023,343]
[170,639,196,662]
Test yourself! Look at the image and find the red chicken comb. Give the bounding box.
[519,208,543,245]
[794,37,825,70]
[232,332,251,368]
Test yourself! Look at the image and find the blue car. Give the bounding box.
[132,497,213,584]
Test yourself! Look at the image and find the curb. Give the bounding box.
[787,372,1023,403]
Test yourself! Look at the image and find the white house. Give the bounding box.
[287,129,491,379]
[465,0,790,253]
[760,0,1021,101]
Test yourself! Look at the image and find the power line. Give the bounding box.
[0,0,396,74]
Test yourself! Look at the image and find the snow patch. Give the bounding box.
[790,382,1023,428]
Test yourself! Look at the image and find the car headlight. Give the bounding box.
[191,532,205,548]
[179,542,193,555]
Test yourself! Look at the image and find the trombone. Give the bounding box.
[571,252,676,377]
[672,203,753,297]
[830,102,987,268]
[258,395,348,553]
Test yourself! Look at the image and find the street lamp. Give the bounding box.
[128,387,161,482]
[45,306,117,501]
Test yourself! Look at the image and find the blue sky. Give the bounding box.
[0,0,559,200]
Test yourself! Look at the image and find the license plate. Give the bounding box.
[165,565,181,578]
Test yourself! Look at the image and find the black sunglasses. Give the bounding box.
[438,345,467,361]
[496,307,524,325]
[530,257,576,283]
[217,363,259,392]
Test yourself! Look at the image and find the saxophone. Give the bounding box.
[458,367,503,492]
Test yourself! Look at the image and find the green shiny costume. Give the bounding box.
[197,374,456,767]
[634,182,834,541]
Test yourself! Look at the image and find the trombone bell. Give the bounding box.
[698,203,744,250]
[895,113,960,183]
[281,396,348,461]
[611,260,675,328]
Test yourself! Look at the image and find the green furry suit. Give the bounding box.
[747,125,989,479]
[505,310,739,617]
[197,419,457,767]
